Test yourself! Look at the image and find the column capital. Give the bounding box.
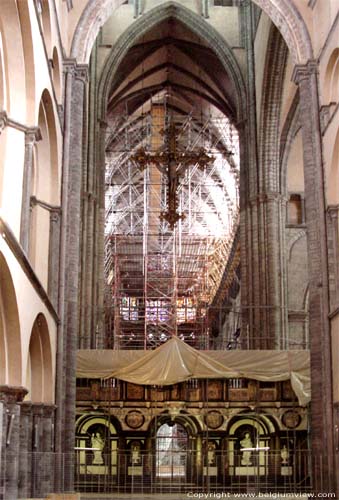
[63,59,89,83]
[292,59,319,84]
[0,385,28,404]
[42,404,57,418]
[327,204,339,219]
[249,191,286,206]
[25,126,42,145]
[32,403,45,416]
[63,58,77,75]
[74,63,89,84]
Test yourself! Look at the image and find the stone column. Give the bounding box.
[41,405,56,496]
[48,208,61,310]
[20,128,42,254]
[31,404,44,498]
[95,121,108,348]
[327,206,339,310]
[292,61,334,492]
[56,60,88,491]
[0,386,28,500]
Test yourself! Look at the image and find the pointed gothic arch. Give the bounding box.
[70,0,312,66]
[96,2,246,122]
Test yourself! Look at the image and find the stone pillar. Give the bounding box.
[32,404,44,498]
[18,402,33,499]
[48,208,61,310]
[20,128,42,254]
[95,121,108,349]
[41,405,57,496]
[56,60,88,491]
[0,386,28,500]
[292,61,334,492]
[327,206,339,310]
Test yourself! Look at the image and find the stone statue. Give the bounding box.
[131,442,141,465]
[281,445,289,465]
[240,432,253,466]
[207,442,216,465]
[91,432,105,464]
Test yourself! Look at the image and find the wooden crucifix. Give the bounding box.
[130,121,214,229]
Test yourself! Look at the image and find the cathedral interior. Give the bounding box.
[0,0,339,498]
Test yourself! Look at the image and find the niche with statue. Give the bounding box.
[227,416,271,476]
[75,415,119,478]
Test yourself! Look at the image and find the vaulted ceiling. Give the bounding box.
[103,16,240,347]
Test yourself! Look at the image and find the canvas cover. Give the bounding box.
[77,336,310,406]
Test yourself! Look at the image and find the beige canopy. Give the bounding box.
[77,336,311,406]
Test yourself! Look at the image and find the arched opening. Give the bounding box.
[70,0,312,66]
[156,422,188,478]
[70,0,335,495]
[52,47,61,102]
[328,128,339,205]
[324,48,339,104]
[0,252,22,385]
[26,313,53,403]
[75,415,119,483]
[0,30,6,109]
[29,89,59,286]
[100,5,241,351]
[38,0,52,56]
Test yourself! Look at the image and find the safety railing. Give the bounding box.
[0,449,331,498]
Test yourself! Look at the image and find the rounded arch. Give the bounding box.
[0,30,6,109]
[39,0,52,56]
[30,89,59,280]
[70,0,312,66]
[27,313,53,402]
[97,2,246,122]
[76,413,119,436]
[36,88,59,203]
[226,410,278,436]
[147,412,201,437]
[323,48,339,104]
[0,4,26,119]
[0,252,22,385]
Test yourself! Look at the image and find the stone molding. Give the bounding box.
[248,192,287,206]
[0,111,41,140]
[63,59,89,84]
[30,195,62,214]
[292,60,319,84]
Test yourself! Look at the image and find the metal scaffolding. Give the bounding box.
[104,110,239,349]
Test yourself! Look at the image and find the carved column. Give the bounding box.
[292,61,334,492]
[0,386,28,500]
[20,128,42,254]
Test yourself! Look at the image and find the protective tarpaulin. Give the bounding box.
[77,336,310,406]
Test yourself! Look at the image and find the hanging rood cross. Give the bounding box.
[130,121,214,229]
